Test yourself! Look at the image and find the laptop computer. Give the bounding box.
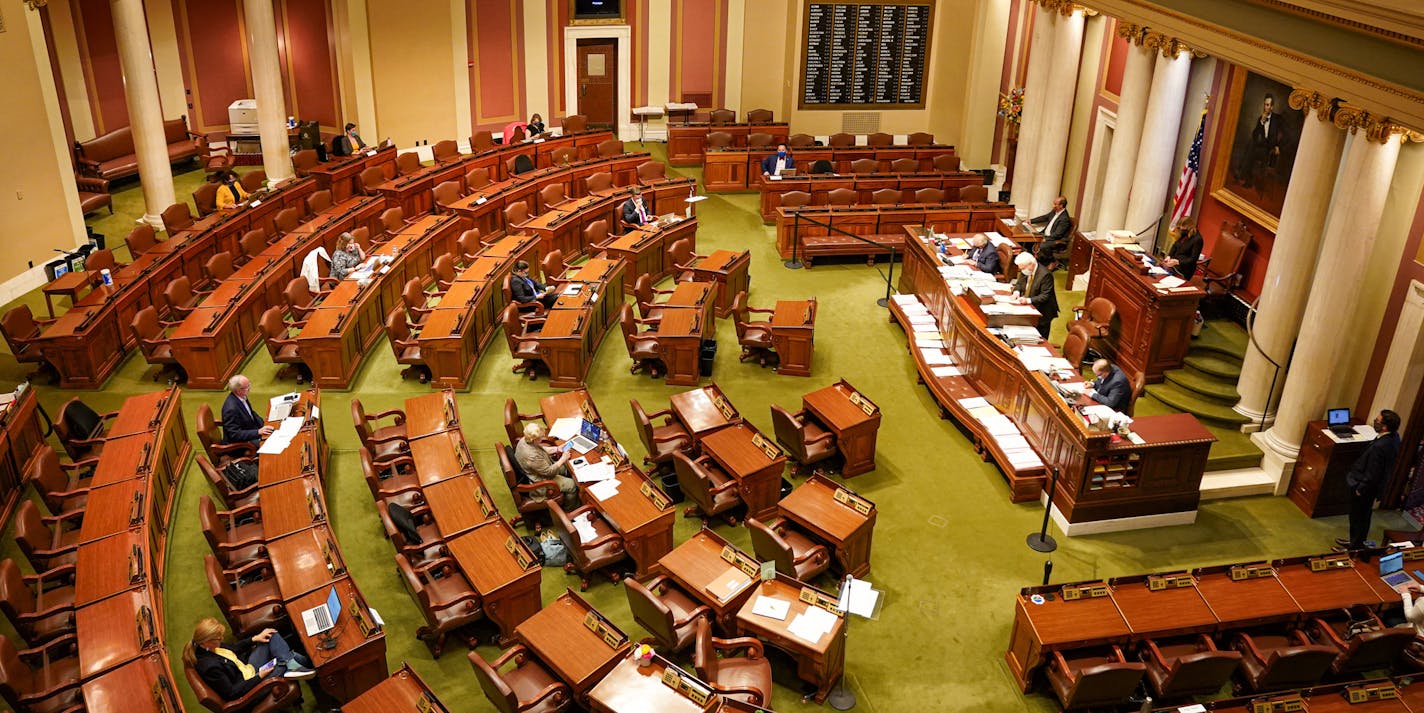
[1379,552,1416,593]
[1327,407,1356,437]
[579,419,604,444]
[301,586,343,637]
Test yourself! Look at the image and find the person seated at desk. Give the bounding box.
[621,185,652,231]
[222,374,273,446]
[511,260,558,309]
[185,618,315,703]
[514,423,579,510]
[1030,195,1072,266]
[329,232,366,281]
[1162,217,1204,279]
[527,113,546,135]
[1086,359,1131,413]
[332,122,366,157]
[966,233,1000,275]
[215,170,248,211]
[761,144,795,177]
[1012,252,1058,339]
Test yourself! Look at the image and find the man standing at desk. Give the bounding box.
[510,260,558,309]
[1086,359,1131,413]
[621,185,652,231]
[222,375,272,445]
[967,233,1000,275]
[1030,196,1072,266]
[1337,410,1402,551]
[761,144,795,177]
[1012,253,1058,339]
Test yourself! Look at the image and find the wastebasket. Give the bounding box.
[66,244,95,273]
[85,227,106,251]
[699,339,717,377]
[659,472,685,504]
[44,258,68,281]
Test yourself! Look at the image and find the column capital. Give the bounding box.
[1031,0,1097,18]
[1288,88,1339,122]
[1333,103,1424,144]
[1115,22,1147,45]
[1142,29,1200,59]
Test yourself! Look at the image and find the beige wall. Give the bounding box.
[739,0,789,120]
[46,0,94,141]
[144,0,188,122]
[365,0,459,145]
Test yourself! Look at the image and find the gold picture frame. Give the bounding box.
[1206,66,1305,233]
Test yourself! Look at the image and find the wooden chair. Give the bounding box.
[504,202,532,231]
[377,501,448,566]
[395,553,483,657]
[26,444,91,514]
[889,158,919,173]
[469,131,494,151]
[385,307,430,383]
[745,516,829,581]
[633,273,673,322]
[708,109,736,124]
[596,138,623,157]
[1061,324,1092,368]
[432,139,460,163]
[396,151,422,175]
[908,132,934,146]
[779,191,812,210]
[468,647,572,713]
[637,161,667,182]
[510,126,527,144]
[960,184,988,202]
[672,451,741,525]
[282,277,324,323]
[196,453,258,511]
[129,305,184,382]
[787,133,816,148]
[359,444,420,504]
[1192,220,1253,312]
[0,633,84,713]
[550,147,576,166]
[584,219,611,251]
[360,166,387,194]
[192,182,219,217]
[502,275,545,318]
[273,207,301,235]
[692,618,772,707]
[826,188,857,207]
[306,189,333,216]
[769,404,837,474]
[433,180,463,214]
[466,166,492,191]
[501,304,546,379]
[1230,629,1337,692]
[1046,645,1147,710]
[540,249,571,285]
[351,397,409,457]
[291,148,319,177]
[0,306,53,383]
[731,291,775,366]
[867,132,894,147]
[562,114,588,133]
[932,153,961,172]
[379,206,410,239]
[619,304,664,378]
[508,154,535,176]
[586,171,614,194]
[185,656,300,713]
[625,577,709,653]
[915,187,945,204]
[871,188,901,205]
[1127,371,1147,417]
[1307,608,1416,675]
[1139,635,1242,700]
[200,251,235,292]
[203,553,284,638]
[547,502,628,590]
[1068,297,1116,340]
[704,132,733,150]
[849,158,879,175]
[236,230,267,267]
[0,558,76,645]
[745,109,774,123]
[457,229,485,263]
[197,494,265,569]
[828,133,855,148]
[124,223,159,258]
[402,278,434,326]
[161,202,195,233]
[240,169,267,193]
[53,398,114,462]
[503,398,541,446]
[667,239,703,282]
[540,183,571,210]
[258,306,307,383]
[496,442,560,532]
[630,399,693,472]
[12,501,81,574]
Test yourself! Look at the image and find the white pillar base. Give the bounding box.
[142,214,165,230]
[1250,429,1300,495]
[1200,467,1278,499]
[1233,402,1276,433]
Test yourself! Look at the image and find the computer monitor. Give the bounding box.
[1327,408,1351,426]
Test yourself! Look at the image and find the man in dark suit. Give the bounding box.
[761,144,794,177]
[1237,93,1284,189]
[222,375,271,446]
[966,233,1000,275]
[1087,359,1131,413]
[620,185,651,231]
[1012,252,1058,339]
[1337,410,1402,551]
[510,260,557,309]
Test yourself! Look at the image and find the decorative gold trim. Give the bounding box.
[24,0,49,10]
[1142,29,1196,59]
[1033,0,1097,18]
[1115,22,1146,45]
[1333,103,1424,143]
[1287,87,1336,121]
[1239,0,1424,52]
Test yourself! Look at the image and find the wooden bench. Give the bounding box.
[801,233,906,268]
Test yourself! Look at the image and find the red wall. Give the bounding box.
[1103,32,1127,98]
[672,0,726,106]
[73,0,129,134]
[469,0,526,132]
[172,0,252,134]
[1356,189,1424,415]
[277,0,340,129]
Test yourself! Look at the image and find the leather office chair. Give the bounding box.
[915,188,945,204]
[351,398,409,459]
[584,219,611,251]
[503,276,545,318]
[193,182,219,217]
[1230,629,1337,692]
[631,399,693,472]
[826,188,857,207]
[637,161,667,182]
[258,306,308,383]
[1139,635,1242,700]
[633,273,672,322]
[26,443,93,515]
[194,402,257,467]
[769,404,837,474]
[468,647,572,713]
[1127,371,1147,417]
[185,656,299,713]
[402,278,434,326]
[13,501,81,573]
[550,147,576,166]
[82,248,124,276]
[130,306,185,383]
[273,207,301,234]
[889,158,919,174]
[379,206,410,239]
[619,303,664,378]
[291,149,319,177]
[457,229,485,262]
[466,166,492,191]
[395,553,483,657]
[429,254,458,295]
[562,114,588,133]
[596,138,622,157]
[384,307,430,383]
[470,131,494,151]
[198,494,265,569]
[539,183,571,210]
[196,454,258,511]
[706,132,733,150]
[203,554,284,639]
[508,154,535,176]
[746,109,774,123]
[586,171,614,194]
[360,446,421,505]
[960,184,988,202]
[1046,645,1147,710]
[161,202,195,233]
[204,145,236,178]
[350,226,374,253]
[124,223,160,258]
[732,291,776,366]
[1307,608,1416,675]
[692,619,772,707]
[306,189,333,215]
[53,398,114,462]
[866,132,894,147]
[547,502,628,590]
[0,558,75,646]
[0,633,83,713]
[240,169,267,194]
[850,158,879,175]
[788,133,816,148]
[201,251,236,292]
[282,277,327,323]
[432,139,460,163]
[828,133,855,148]
[810,159,836,175]
[237,230,267,267]
[779,191,812,211]
[539,249,571,285]
[433,180,463,213]
[908,132,935,146]
[396,151,422,176]
[510,126,527,144]
[708,109,736,124]
[625,577,710,653]
[0,305,54,384]
[933,153,962,172]
[1192,221,1252,312]
[496,442,559,532]
[503,399,541,447]
[871,188,901,205]
[746,516,830,581]
[377,502,449,569]
[504,202,532,231]
[667,239,704,282]
[1061,325,1092,369]
[501,304,546,380]
[360,165,387,194]
[1069,297,1116,341]
[673,451,741,525]
[997,242,1018,282]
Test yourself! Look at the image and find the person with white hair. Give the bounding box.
[513,422,579,509]
[221,374,272,445]
[1012,252,1058,339]
[967,233,1000,275]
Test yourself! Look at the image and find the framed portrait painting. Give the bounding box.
[1208,67,1305,232]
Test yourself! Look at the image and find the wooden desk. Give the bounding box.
[801,380,881,477]
[0,386,45,528]
[595,218,699,293]
[260,474,326,539]
[777,474,875,578]
[758,171,983,222]
[682,250,750,318]
[423,472,500,538]
[341,663,449,713]
[587,653,718,713]
[667,122,790,166]
[80,654,184,713]
[75,531,147,606]
[735,575,846,703]
[1274,556,1388,613]
[42,270,95,317]
[1106,574,1217,638]
[1289,421,1372,518]
[285,575,388,702]
[559,257,628,336]
[404,390,461,438]
[1083,239,1205,382]
[698,424,786,522]
[658,529,758,628]
[1004,586,1130,691]
[409,429,476,486]
[266,524,343,599]
[775,203,1022,264]
[663,282,719,326]
[579,467,675,578]
[541,387,604,424]
[76,588,156,679]
[769,300,816,377]
[669,384,742,440]
[446,519,542,645]
[309,146,397,201]
[536,307,600,389]
[516,589,630,698]
[653,307,708,387]
[1192,564,1302,628]
[704,143,958,191]
[78,479,149,545]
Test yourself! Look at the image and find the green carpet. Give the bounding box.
[0,147,1405,712]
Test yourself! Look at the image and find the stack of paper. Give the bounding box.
[842,579,880,618]
[588,479,621,501]
[548,417,582,441]
[572,512,599,543]
[1156,275,1186,289]
[958,397,990,409]
[930,365,962,377]
[920,348,951,365]
[572,459,616,483]
[914,335,946,348]
[257,417,306,455]
[787,606,839,644]
[891,294,921,307]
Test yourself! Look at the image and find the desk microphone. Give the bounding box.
[1042,559,1053,586]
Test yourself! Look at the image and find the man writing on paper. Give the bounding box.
[1086,359,1131,413]
[510,260,558,309]
[966,233,1001,275]
[1012,252,1058,339]
[1336,410,1402,551]
[761,144,795,177]
[620,185,651,231]
[222,375,273,445]
[514,423,579,509]
[1030,196,1072,266]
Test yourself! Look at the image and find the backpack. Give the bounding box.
[519,535,547,566]
[222,460,258,490]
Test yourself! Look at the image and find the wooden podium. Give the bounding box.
[1083,240,1204,382]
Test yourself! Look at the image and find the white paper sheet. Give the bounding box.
[920,349,951,365]
[930,366,962,377]
[572,460,616,483]
[751,596,791,621]
[844,579,880,618]
[787,612,828,644]
[588,479,621,501]
[548,417,582,441]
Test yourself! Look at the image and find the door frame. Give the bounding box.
[563,24,632,141]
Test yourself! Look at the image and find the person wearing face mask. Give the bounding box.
[1335,409,1402,551]
[214,170,248,211]
[620,185,651,231]
[761,144,794,177]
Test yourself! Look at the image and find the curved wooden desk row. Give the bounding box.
[0,387,45,527]
[171,194,389,389]
[1149,677,1424,712]
[67,387,189,712]
[36,177,319,388]
[667,122,791,166]
[252,390,386,702]
[705,144,958,192]
[773,201,1018,262]
[757,171,984,222]
[306,145,397,202]
[665,384,788,523]
[340,663,448,713]
[893,229,1215,516]
[515,183,699,280]
[1006,549,1418,692]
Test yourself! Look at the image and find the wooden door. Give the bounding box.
[576,39,617,129]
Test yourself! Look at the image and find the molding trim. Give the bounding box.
[562,24,635,140]
[1240,0,1424,51]
[1333,102,1424,143]
[1031,0,1098,18]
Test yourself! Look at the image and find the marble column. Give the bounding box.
[1233,91,1345,429]
[1009,5,1056,215]
[1027,7,1086,217]
[1124,43,1191,247]
[111,0,176,227]
[1253,110,1408,489]
[243,0,294,184]
[1094,27,1154,232]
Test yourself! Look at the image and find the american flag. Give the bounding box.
[1171,108,1207,228]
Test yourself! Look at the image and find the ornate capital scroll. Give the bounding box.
[1142,30,1196,59]
[1116,22,1146,45]
[1333,103,1424,143]
[1033,0,1098,18]
[1288,88,1337,122]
